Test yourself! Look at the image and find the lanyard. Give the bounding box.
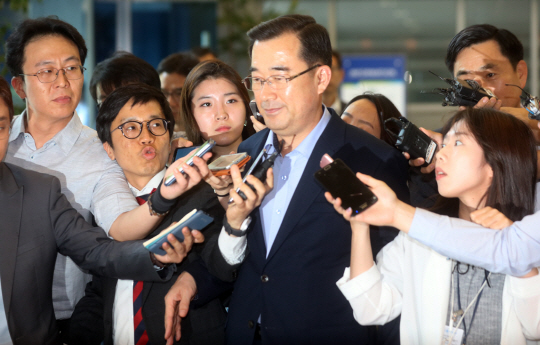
[447,261,491,345]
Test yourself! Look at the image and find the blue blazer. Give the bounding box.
[224,109,409,345]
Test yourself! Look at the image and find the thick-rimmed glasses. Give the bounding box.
[111,119,170,139]
[243,64,321,91]
[19,65,86,83]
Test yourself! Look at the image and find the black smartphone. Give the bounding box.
[314,156,377,214]
[383,117,437,166]
[173,146,200,162]
[228,147,276,203]
[249,100,265,124]
[164,139,216,186]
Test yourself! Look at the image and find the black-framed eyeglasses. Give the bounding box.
[111,119,170,139]
[243,64,321,91]
[19,65,86,83]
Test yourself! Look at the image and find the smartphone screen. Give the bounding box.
[314,159,377,214]
[174,146,200,162]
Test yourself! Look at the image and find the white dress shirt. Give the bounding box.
[112,169,166,345]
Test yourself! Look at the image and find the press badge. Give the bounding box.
[442,326,463,345]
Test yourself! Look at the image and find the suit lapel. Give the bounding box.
[265,112,345,262]
[0,163,23,316]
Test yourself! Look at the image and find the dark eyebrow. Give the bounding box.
[0,116,9,122]
[196,95,212,102]
[456,63,497,77]
[119,114,163,123]
[342,112,374,129]
[479,63,496,71]
[355,119,374,129]
[35,56,80,68]
[249,66,291,73]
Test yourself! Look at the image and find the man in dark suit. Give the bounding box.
[165,15,408,345]
[69,83,229,345]
[0,77,200,345]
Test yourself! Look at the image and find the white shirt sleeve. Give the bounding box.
[217,217,250,265]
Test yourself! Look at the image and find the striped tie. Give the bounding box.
[133,188,156,344]
[133,280,149,345]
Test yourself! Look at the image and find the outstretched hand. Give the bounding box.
[164,271,198,344]
[325,172,416,233]
[154,228,205,264]
[470,206,513,230]
[227,164,273,229]
[403,128,442,174]
[161,153,212,200]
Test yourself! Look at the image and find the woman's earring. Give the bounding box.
[244,119,247,127]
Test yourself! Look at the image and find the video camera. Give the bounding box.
[421,71,495,107]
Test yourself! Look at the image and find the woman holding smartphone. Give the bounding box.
[329,108,540,344]
[180,60,256,203]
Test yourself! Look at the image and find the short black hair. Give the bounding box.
[96,83,175,148]
[0,77,14,121]
[247,14,332,67]
[445,24,524,74]
[332,50,342,69]
[157,52,199,77]
[6,16,87,77]
[191,47,217,59]
[90,51,160,103]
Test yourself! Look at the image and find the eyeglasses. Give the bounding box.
[111,119,170,139]
[19,65,86,83]
[243,64,321,91]
[162,88,183,99]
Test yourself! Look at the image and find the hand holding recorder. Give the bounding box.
[226,162,274,231]
[160,143,213,200]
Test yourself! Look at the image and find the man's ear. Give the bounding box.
[317,65,332,95]
[103,142,116,161]
[11,77,26,100]
[517,60,528,88]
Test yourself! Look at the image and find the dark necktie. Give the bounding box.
[133,187,156,344]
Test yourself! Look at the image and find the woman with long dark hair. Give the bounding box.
[330,107,540,344]
[181,60,255,160]
[180,60,256,203]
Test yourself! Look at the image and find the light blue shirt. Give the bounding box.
[6,111,138,319]
[260,107,331,256]
[409,208,540,276]
[0,278,11,344]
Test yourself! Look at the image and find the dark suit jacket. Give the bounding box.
[0,163,174,345]
[215,109,409,345]
[74,182,228,345]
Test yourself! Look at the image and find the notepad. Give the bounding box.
[143,209,214,256]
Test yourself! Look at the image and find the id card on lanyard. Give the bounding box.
[443,261,491,345]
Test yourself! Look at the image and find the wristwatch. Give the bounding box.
[147,192,171,217]
[224,215,251,237]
